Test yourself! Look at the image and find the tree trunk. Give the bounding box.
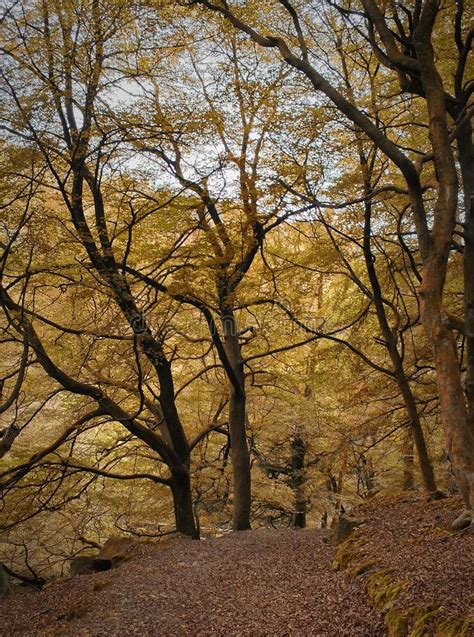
[222,311,251,531]
[412,11,474,510]
[397,373,438,493]
[457,121,474,509]
[170,468,199,539]
[290,431,306,529]
[458,121,474,431]
[423,299,474,508]
[362,184,438,494]
[402,429,415,491]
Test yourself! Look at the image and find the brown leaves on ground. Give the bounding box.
[347,494,474,634]
[1,495,471,637]
[0,529,383,637]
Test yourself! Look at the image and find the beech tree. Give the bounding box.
[114,32,294,531]
[0,0,313,539]
[189,0,474,519]
[0,0,201,536]
[313,39,441,495]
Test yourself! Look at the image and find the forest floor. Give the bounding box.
[0,494,472,637]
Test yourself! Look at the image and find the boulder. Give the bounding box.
[69,536,137,576]
[331,514,365,544]
[451,510,473,532]
[0,563,12,598]
[96,536,136,569]
[69,555,98,576]
[99,536,136,559]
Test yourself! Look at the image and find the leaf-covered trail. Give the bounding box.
[1,529,384,636]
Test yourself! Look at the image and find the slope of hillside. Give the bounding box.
[334,494,474,636]
[0,495,472,637]
[1,528,383,636]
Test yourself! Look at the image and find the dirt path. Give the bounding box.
[0,528,384,636]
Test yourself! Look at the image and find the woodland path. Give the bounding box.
[1,528,384,636]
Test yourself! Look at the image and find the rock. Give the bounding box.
[0,563,12,598]
[99,536,136,559]
[69,555,98,576]
[426,490,446,502]
[96,536,136,569]
[331,515,365,544]
[69,536,138,577]
[451,510,473,532]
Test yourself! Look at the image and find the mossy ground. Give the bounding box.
[331,495,473,636]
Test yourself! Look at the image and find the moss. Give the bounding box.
[382,604,472,637]
[332,536,367,571]
[365,570,407,611]
[385,608,409,637]
[434,616,474,636]
[383,604,440,637]
[351,559,377,577]
[408,604,441,636]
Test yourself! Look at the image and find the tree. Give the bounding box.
[189,0,474,517]
[0,0,198,537]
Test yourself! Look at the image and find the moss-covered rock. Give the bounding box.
[378,602,472,637]
[330,495,473,637]
[385,608,409,637]
[351,559,377,577]
[331,515,366,544]
[332,535,367,571]
[434,616,474,636]
[365,569,407,611]
[408,604,441,636]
